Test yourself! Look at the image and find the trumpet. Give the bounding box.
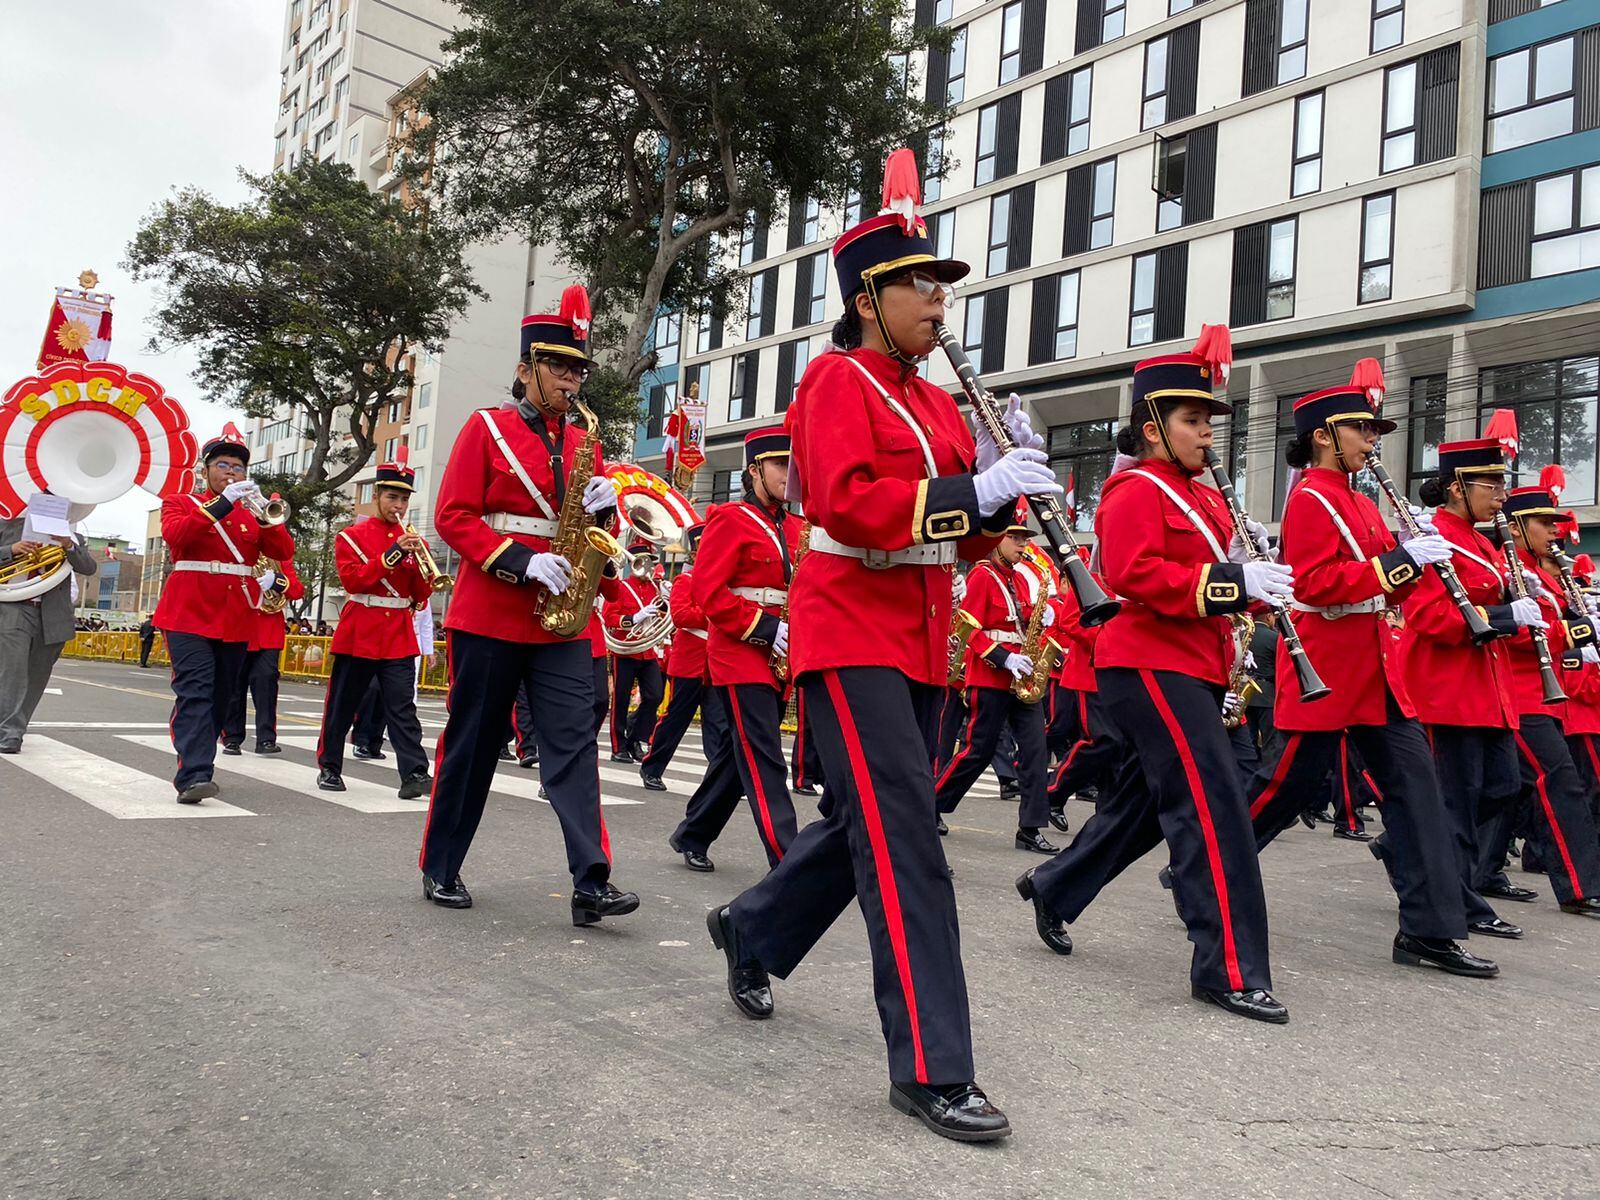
[406,523,454,592]
[241,489,290,527]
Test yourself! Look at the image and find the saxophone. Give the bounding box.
[771,520,809,684]
[1222,615,1260,729]
[948,609,981,686]
[1011,588,1061,705]
[535,398,623,638]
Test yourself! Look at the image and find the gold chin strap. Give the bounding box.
[1327,421,1352,472]
[861,276,919,366]
[1148,397,1177,464]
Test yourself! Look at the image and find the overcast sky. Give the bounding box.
[1,1,283,547]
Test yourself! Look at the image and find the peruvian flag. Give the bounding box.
[38,288,113,370]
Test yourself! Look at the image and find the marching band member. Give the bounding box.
[1560,554,1600,827]
[419,288,640,926]
[789,693,824,797]
[222,553,302,755]
[1495,486,1600,919]
[639,523,721,791]
[933,506,1057,854]
[1243,382,1497,979]
[706,151,1058,1141]
[153,425,293,802]
[315,461,433,798]
[604,542,666,762]
[1043,561,1118,831]
[353,604,437,760]
[1015,337,1294,1023]
[667,429,801,871]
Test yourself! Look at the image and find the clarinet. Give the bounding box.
[1366,452,1496,645]
[1550,545,1598,663]
[1204,449,1331,702]
[1494,511,1566,705]
[933,322,1120,627]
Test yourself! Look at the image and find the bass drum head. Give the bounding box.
[33,408,141,504]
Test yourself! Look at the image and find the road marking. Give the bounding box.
[44,687,61,695]
[0,737,255,819]
[28,721,171,730]
[118,735,422,814]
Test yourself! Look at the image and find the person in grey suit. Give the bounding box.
[0,516,98,752]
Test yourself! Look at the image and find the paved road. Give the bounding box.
[3,659,1598,1199]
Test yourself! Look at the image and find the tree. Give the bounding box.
[408,0,949,447]
[246,471,352,621]
[125,160,482,495]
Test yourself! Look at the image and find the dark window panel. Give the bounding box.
[775,341,796,413]
[1020,0,1047,75]
[983,288,1011,371]
[926,42,949,104]
[759,267,779,338]
[1007,182,1035,271]
[1578,27,1600,133]
[1168,22,1202,121]
[1155,242,1189,341]
[1029,275,1057,365]
[1041,74,1070,163]
[1076,0,1103,54]
[1183,122,1218,224]
[786,194,808,251]
[1230,221,1269,327]
[995,93,1022,179]
[1063,162,1092,254]
[1417,44,1460,165]
[1242,0,1280,98]
[1478,179,1533,288]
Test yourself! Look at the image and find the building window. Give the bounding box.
[1090,158,1115,249]
[798,252,828,326]
[710,469,736,504]
[1156,133,1186,231]
[383,437,398,461]
[988,193,1012,276]
[413,424,429,451]
[777,337,812,412]
[1030,271,1081,364]
[946,26,968,103]
[999,1,1024,84]
[975,103,999,185]
[922,134,943,203]
[1278,0,1308,85]
[844,181,864,223]
[729,353,759,422]
[1531,166,1600,279]
[1267,219,1297,319]
[927,209,955,262]
[1143,37,1171,129]
[963,294,988,373]
[1064,156,1117,254]
[1129,253,1159,347]
[1480,357,1600,506]
[1371,0,1403,53]
[1382,47,1460,173]
[358,482,374,504]
[417,382,432,410]
[738,215,757,266]
[346,133,359,161]
[1171,0,1208,11]
[1047,420,1117,532]
[1102,0,1126,43]
[1230,217,1297,326]
[887,51,910,94]
[1359,192,1396,303]
[1291,91,1324,197]
[1226,396,1252,511]
[278,453,297,475]
[1067,67,1092,156]
[1406,374,1446,495]
[1382,61,1418,172]
[1131,243,1188,346]
[746,275,765,340]
[936,0,953,19]
[1486,36,1576,155]
[654,312,681,367]
[801,196,821,244]
[387,400,402,423]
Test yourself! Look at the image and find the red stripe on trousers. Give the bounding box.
[793,693,808,788]
[610,660,624,751]
[1139,668,1245,991]
[1583,735,1600,787]
[1050,692,1093,791]
[417,631,457,870]
[1514,730,1586,900]
[1339,740,1356,831]
[822,670,929,1083]
[1249,733,1304,819]
[728,688,783,861]
[935,689,983,792]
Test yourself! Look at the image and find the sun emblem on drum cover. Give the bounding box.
[54,318,94,353]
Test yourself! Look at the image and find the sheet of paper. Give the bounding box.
[24,493,72,538]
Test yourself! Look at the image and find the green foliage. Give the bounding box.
[244,470,351,617]
[124,160,481,496]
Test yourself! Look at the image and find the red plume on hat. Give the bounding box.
[1350,358,1386,407]
[880,148,922,235]
[1483,408,1520,458]
[1540,464,1566,502]
[559,284,592,344]
[221,420,244,442]
[1575,553,1595,576]
[1192,324,1233,387]
[395,443,410,467]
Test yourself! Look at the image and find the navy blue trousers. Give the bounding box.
[791,688,825,791]
[1047,688,1122,804]
[610,655,663,753]
[1503,716,1600,904]
[672,682,796,866]
[934,686,1049,829]
[319,654,426,780]
[165,631,245,792]
[222,647,281,747]
[1419,724,1518,925]
[641,675,706,774]
[730,667,972,1085]
[420,632,609,890]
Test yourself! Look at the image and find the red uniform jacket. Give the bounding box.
[604,576,665,661]
[960,559,1029,691]
[786,348,1010,687]
[153,491,294,643]
[1399,509,1518,730]
[665,569,710,680]
[696,499,801,689]
[1564,659,1600,735]
[1092,458,1250,688]
[1508,550,1571,721]
[435,405,607,644]
[248,560,305,653]
[1275,468,1421,731]
[1048,580,1103,694]
[331,516,433,659]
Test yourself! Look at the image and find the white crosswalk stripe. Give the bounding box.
[1,736,254,819]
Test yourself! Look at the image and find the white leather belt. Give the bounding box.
[487,512,558,537]
[982,630,1023,645]
[348,594,413,610]
[173,560,254,577]
[686,628,709,640]
[732,586,787,606]
[1291,597,1387,618]
[808,525,957,568]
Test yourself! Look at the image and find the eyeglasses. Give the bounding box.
[1341,420,1382,437]
[210,461,247,476]
[536,355,591,382]
[1468,479,1509,496]
[899,272,955,309]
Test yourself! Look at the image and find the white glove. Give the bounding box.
[1222,691,1242,717]
[633,601,659,623]
[772,621,789,656]
[255,569,277,593]
[1003,652,1034,679]
[1582,645,1600,666]
[525,552,573,594]
[952,573,967,604]
[1242,560,1295,605]
[1510,597,1547,630]
[582,475,615,515]
[1522,568,1543,594]
[1040,603,1056,630]
[974,448,1062,517]
[657,579,673,600]
[1244,650,1257,671]
[1002,393,1045,451]
[1227,518,1271,564]
[1402,534,1454,568]
[223,480,258,503]
[1408,504,1438,537]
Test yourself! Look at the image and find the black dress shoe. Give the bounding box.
[255,742,281,755]
[518,755,538,769]
[998,780,1021,800]
[1075,785,1099,803]
[1559,897,1600,919]
[0,744,19,754]
[1191,983,1290,1023]
[1015,828,1059,854]
[317,768,346,792]
[422,873,472,908]
[1298,809,1317,830]
[640,769,667,791]
[572,882,641,926]
[497,745,515,761]
[609,750,636,764]
[1047,805,1070,833]
[352,745,386,761]
[669,836,715,872]
[1015,867,1072,955]
[1333,826,1373,842]
[627,739,649,762]
[935,815,948,836]
[1468,917,1524,939]
[221,742,242,756]
[1479,881,1540,903]
[1157,865,1174,890]
[176,780,218,804]
[706,905,773,1019]
[1393,933,1499,977]
[538,784,549,800]
[888,1082,1011,1143]
[397,770,431,800]
[1521,851,1547,875]
[791,782,820,796]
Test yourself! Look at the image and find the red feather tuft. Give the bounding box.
[1349,357,1386,407]
[1483,408,1520,456]
[221,421,244,441]
[1540,463,1566,501]
[559,284,592,343]
[1575,553,1595,576]
[880,148,922,234]
[395,443,409,468]
[1192,324,1233,386]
